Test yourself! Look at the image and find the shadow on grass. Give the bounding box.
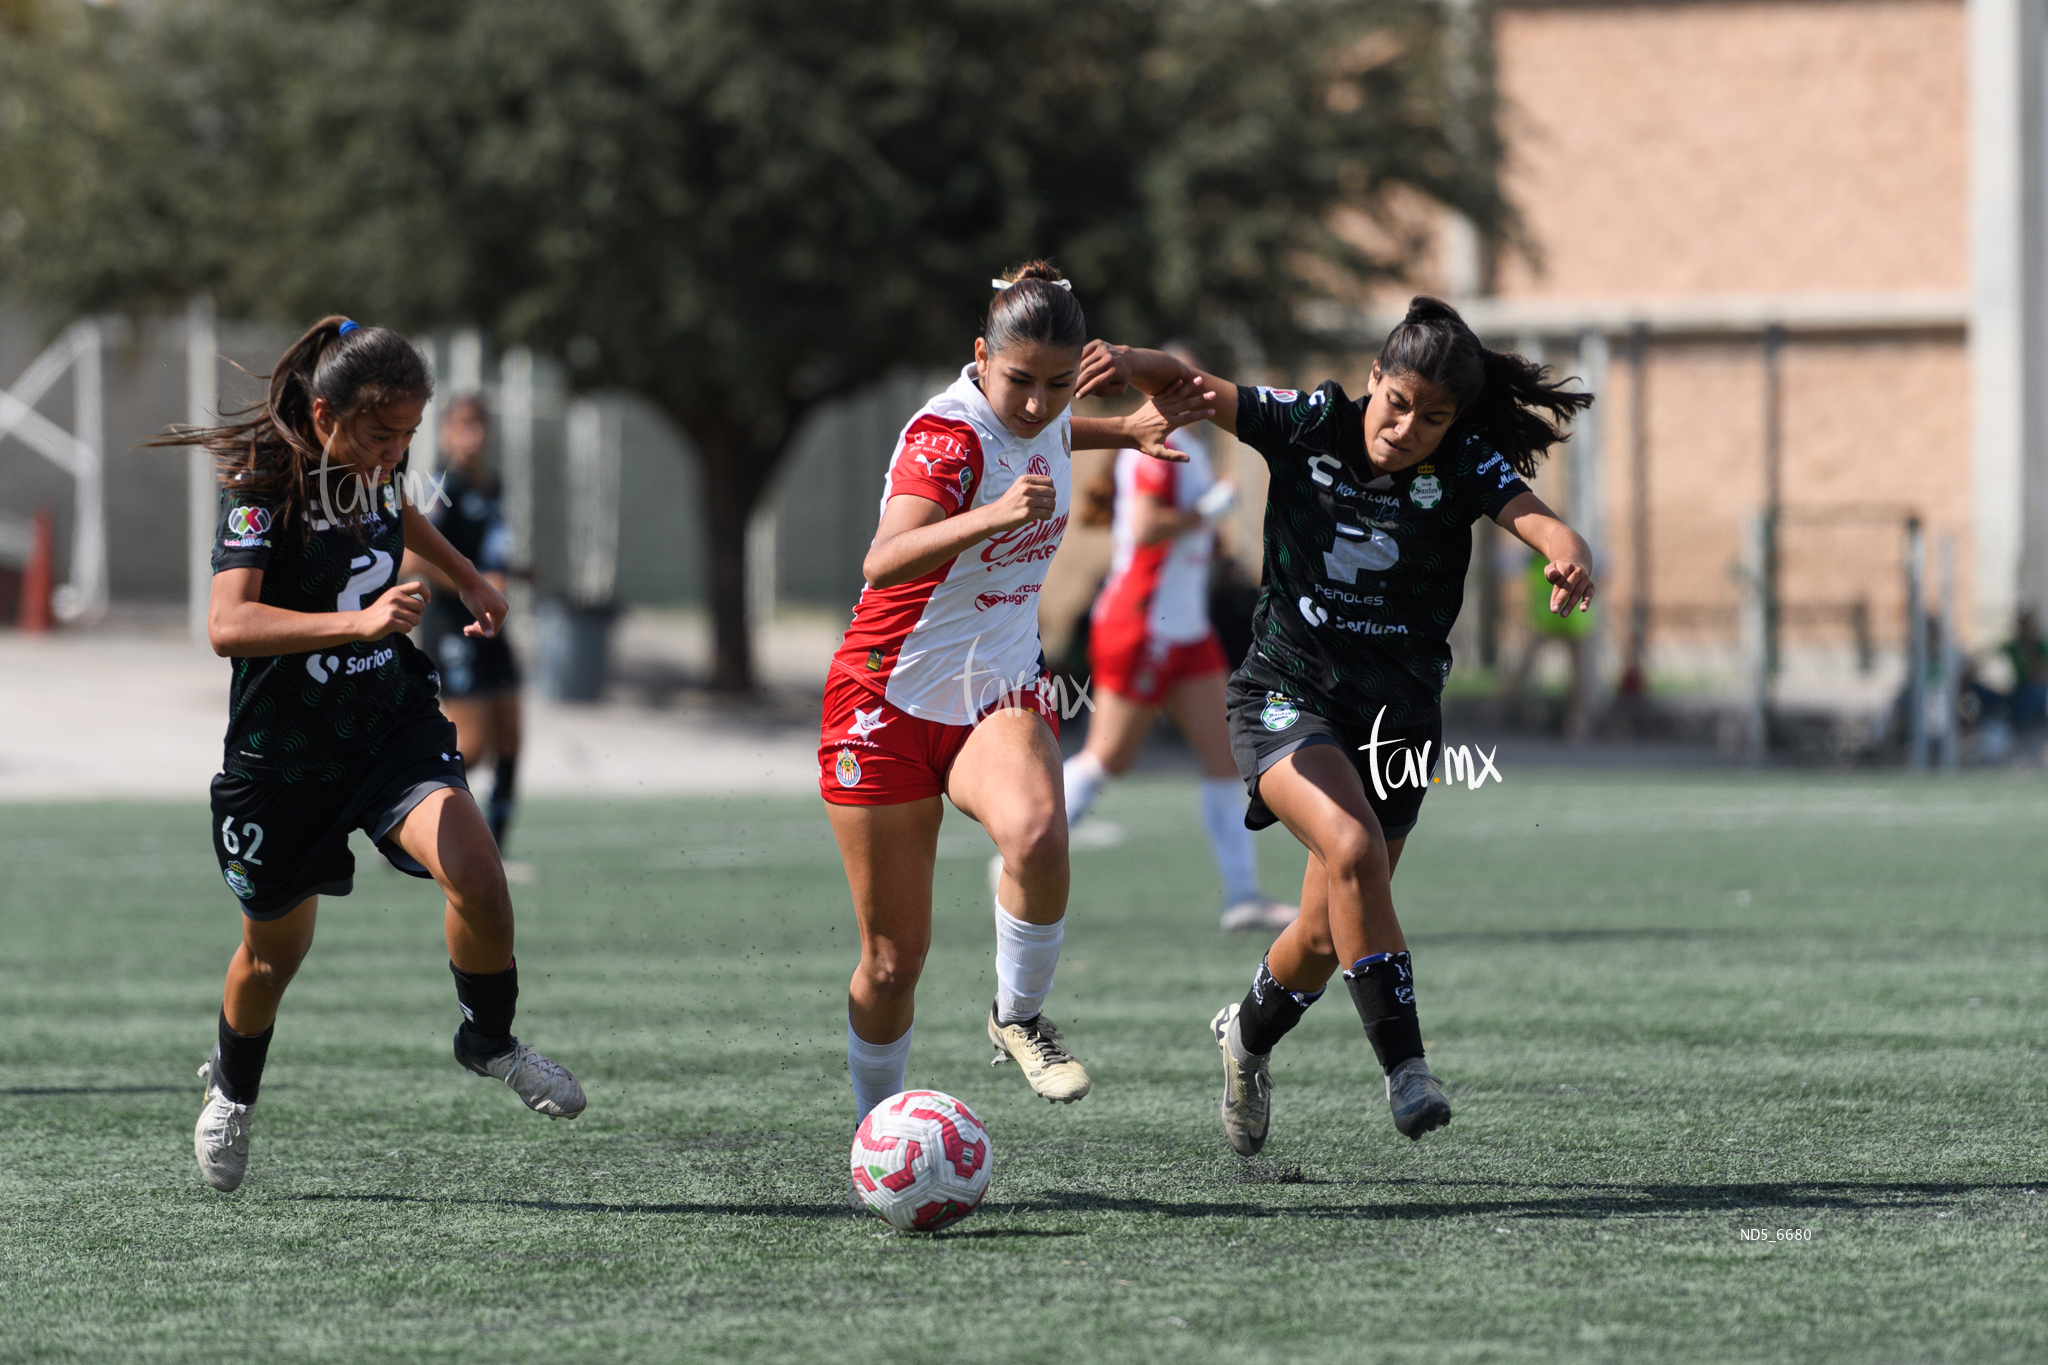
[283,1180,2011,1223]
[1408,927,1721,947]
[1009,1181,2015,1221]
[1,1085,184,1096]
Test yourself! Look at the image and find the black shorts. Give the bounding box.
[422,623,520,700]
[209,709,470,921]
[1225,672,1443,841]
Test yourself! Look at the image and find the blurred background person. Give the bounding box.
[1496,547,1595,741]
[1064,343,1296,933]
[402,396,524,854]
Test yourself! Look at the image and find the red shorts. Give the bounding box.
[1088,627,1229,707]
[818,668,1061,806]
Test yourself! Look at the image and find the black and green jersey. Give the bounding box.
[1234,380,1530,727]
[210,457,441,782]
[421,467,510,637]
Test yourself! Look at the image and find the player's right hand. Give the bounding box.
[357,580,429,640]
[987,474,1058,531]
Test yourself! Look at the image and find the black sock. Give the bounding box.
[487,754,518,850]
[450,958,518,1055]
[1343,950,1424,1075]
[214,1009,274,1105]
[1236,958,1326,1055]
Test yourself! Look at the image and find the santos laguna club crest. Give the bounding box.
[834,748,861,788]
[1260,694,1300,731]
[1410,472,1442,508]
[222,861,256,900]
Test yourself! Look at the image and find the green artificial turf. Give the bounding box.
[3,772,2047,1363]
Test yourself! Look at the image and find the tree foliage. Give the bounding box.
[0,0,1508,688]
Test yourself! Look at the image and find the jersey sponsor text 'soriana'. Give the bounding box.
[1233,381,1530,727]
[831,365,1072,726]
[211,455,441,781]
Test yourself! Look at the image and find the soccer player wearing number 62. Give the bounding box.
[1083,297,1595,1153]
[157,318,584,1194]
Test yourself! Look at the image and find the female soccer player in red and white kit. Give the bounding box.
[1066,344,1296,933]
[822,262,1204,1124]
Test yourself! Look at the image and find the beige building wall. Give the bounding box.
[1480,0,1972,691]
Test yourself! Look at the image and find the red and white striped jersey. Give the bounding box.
[1093,427,1216,645]
[831,365,1072,725]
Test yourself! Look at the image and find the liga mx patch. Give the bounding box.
[223,861,256,900]
[835,748,862,788]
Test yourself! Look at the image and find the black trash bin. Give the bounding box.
[539,599,615,702]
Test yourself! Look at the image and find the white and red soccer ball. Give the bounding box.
[850,1090,991,1232]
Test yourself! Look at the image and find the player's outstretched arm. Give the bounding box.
[863,474,1058,589]
[1077,342,1241,436]
[400,504,507,638]
[1495,491,1596,617]
[208,568,429,658]
[1071,378,1217,461]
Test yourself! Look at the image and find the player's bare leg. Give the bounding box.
[951,709,1092,1102]
[1238,746,1447,1140]
[397,788,582,1118]
[196,896,318,1192]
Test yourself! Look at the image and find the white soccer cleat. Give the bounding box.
[455,1031,586,1119]
[987,1005,1093,1103]
[1220,900,1299,932]
[193,1056,255,1193]
[1386,1055,1452,1140]
[1212,1003,1272,1156]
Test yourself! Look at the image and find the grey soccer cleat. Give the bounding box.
[193,1054,255,1192]
[1386,1055,1452,1140]
[1212,1003,1272,1156]
[454,1029,586,1119]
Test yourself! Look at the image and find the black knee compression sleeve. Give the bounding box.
[1343,950,1424,1075]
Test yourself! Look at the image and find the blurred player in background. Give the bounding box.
[1066,343,1297,932]
[823,262,1206,1131]
[160,318,583,1194]
[1083,297,1594,1156]
[401,396,524,854]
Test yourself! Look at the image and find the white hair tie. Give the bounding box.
[991,277,1072,291]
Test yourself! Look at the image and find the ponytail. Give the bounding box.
[985,259,1087,355]
[153,316,433,540]
[1376,296,1592,478]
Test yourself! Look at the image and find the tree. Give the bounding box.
[0,0,1509,690]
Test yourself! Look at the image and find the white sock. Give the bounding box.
[847,1021,913,1125]
[993,907,1065,1024]
[1200,777,1262,907]
[1063,752,1110,827]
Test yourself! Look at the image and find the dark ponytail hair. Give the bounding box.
[154,316,433,539]
[985,260,1087,355]
[1376,296,1591,478]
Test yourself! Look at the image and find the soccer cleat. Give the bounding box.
[1211,1003,1272,1156]
[1220,900,1300,932]
[193,1055,255,1193]
[1386,1055,1452,1140]
[454,1028,586,1119]
[987,1004,1093,1103]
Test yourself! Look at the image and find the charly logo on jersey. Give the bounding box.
[1260,694,1301,731]
[222,861,256,899]
[834,748,862,787]
[848,707,889,738]
[1298,595,1329,626]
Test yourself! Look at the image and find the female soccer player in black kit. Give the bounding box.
[1082,298,1594,1154]
[162,318,584,1193]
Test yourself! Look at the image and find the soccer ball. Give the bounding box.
[850,1089,991,1232]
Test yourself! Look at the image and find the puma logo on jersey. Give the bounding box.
[1322,528,1400,582]
[337,550,394,613]
[848,707,890,738]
